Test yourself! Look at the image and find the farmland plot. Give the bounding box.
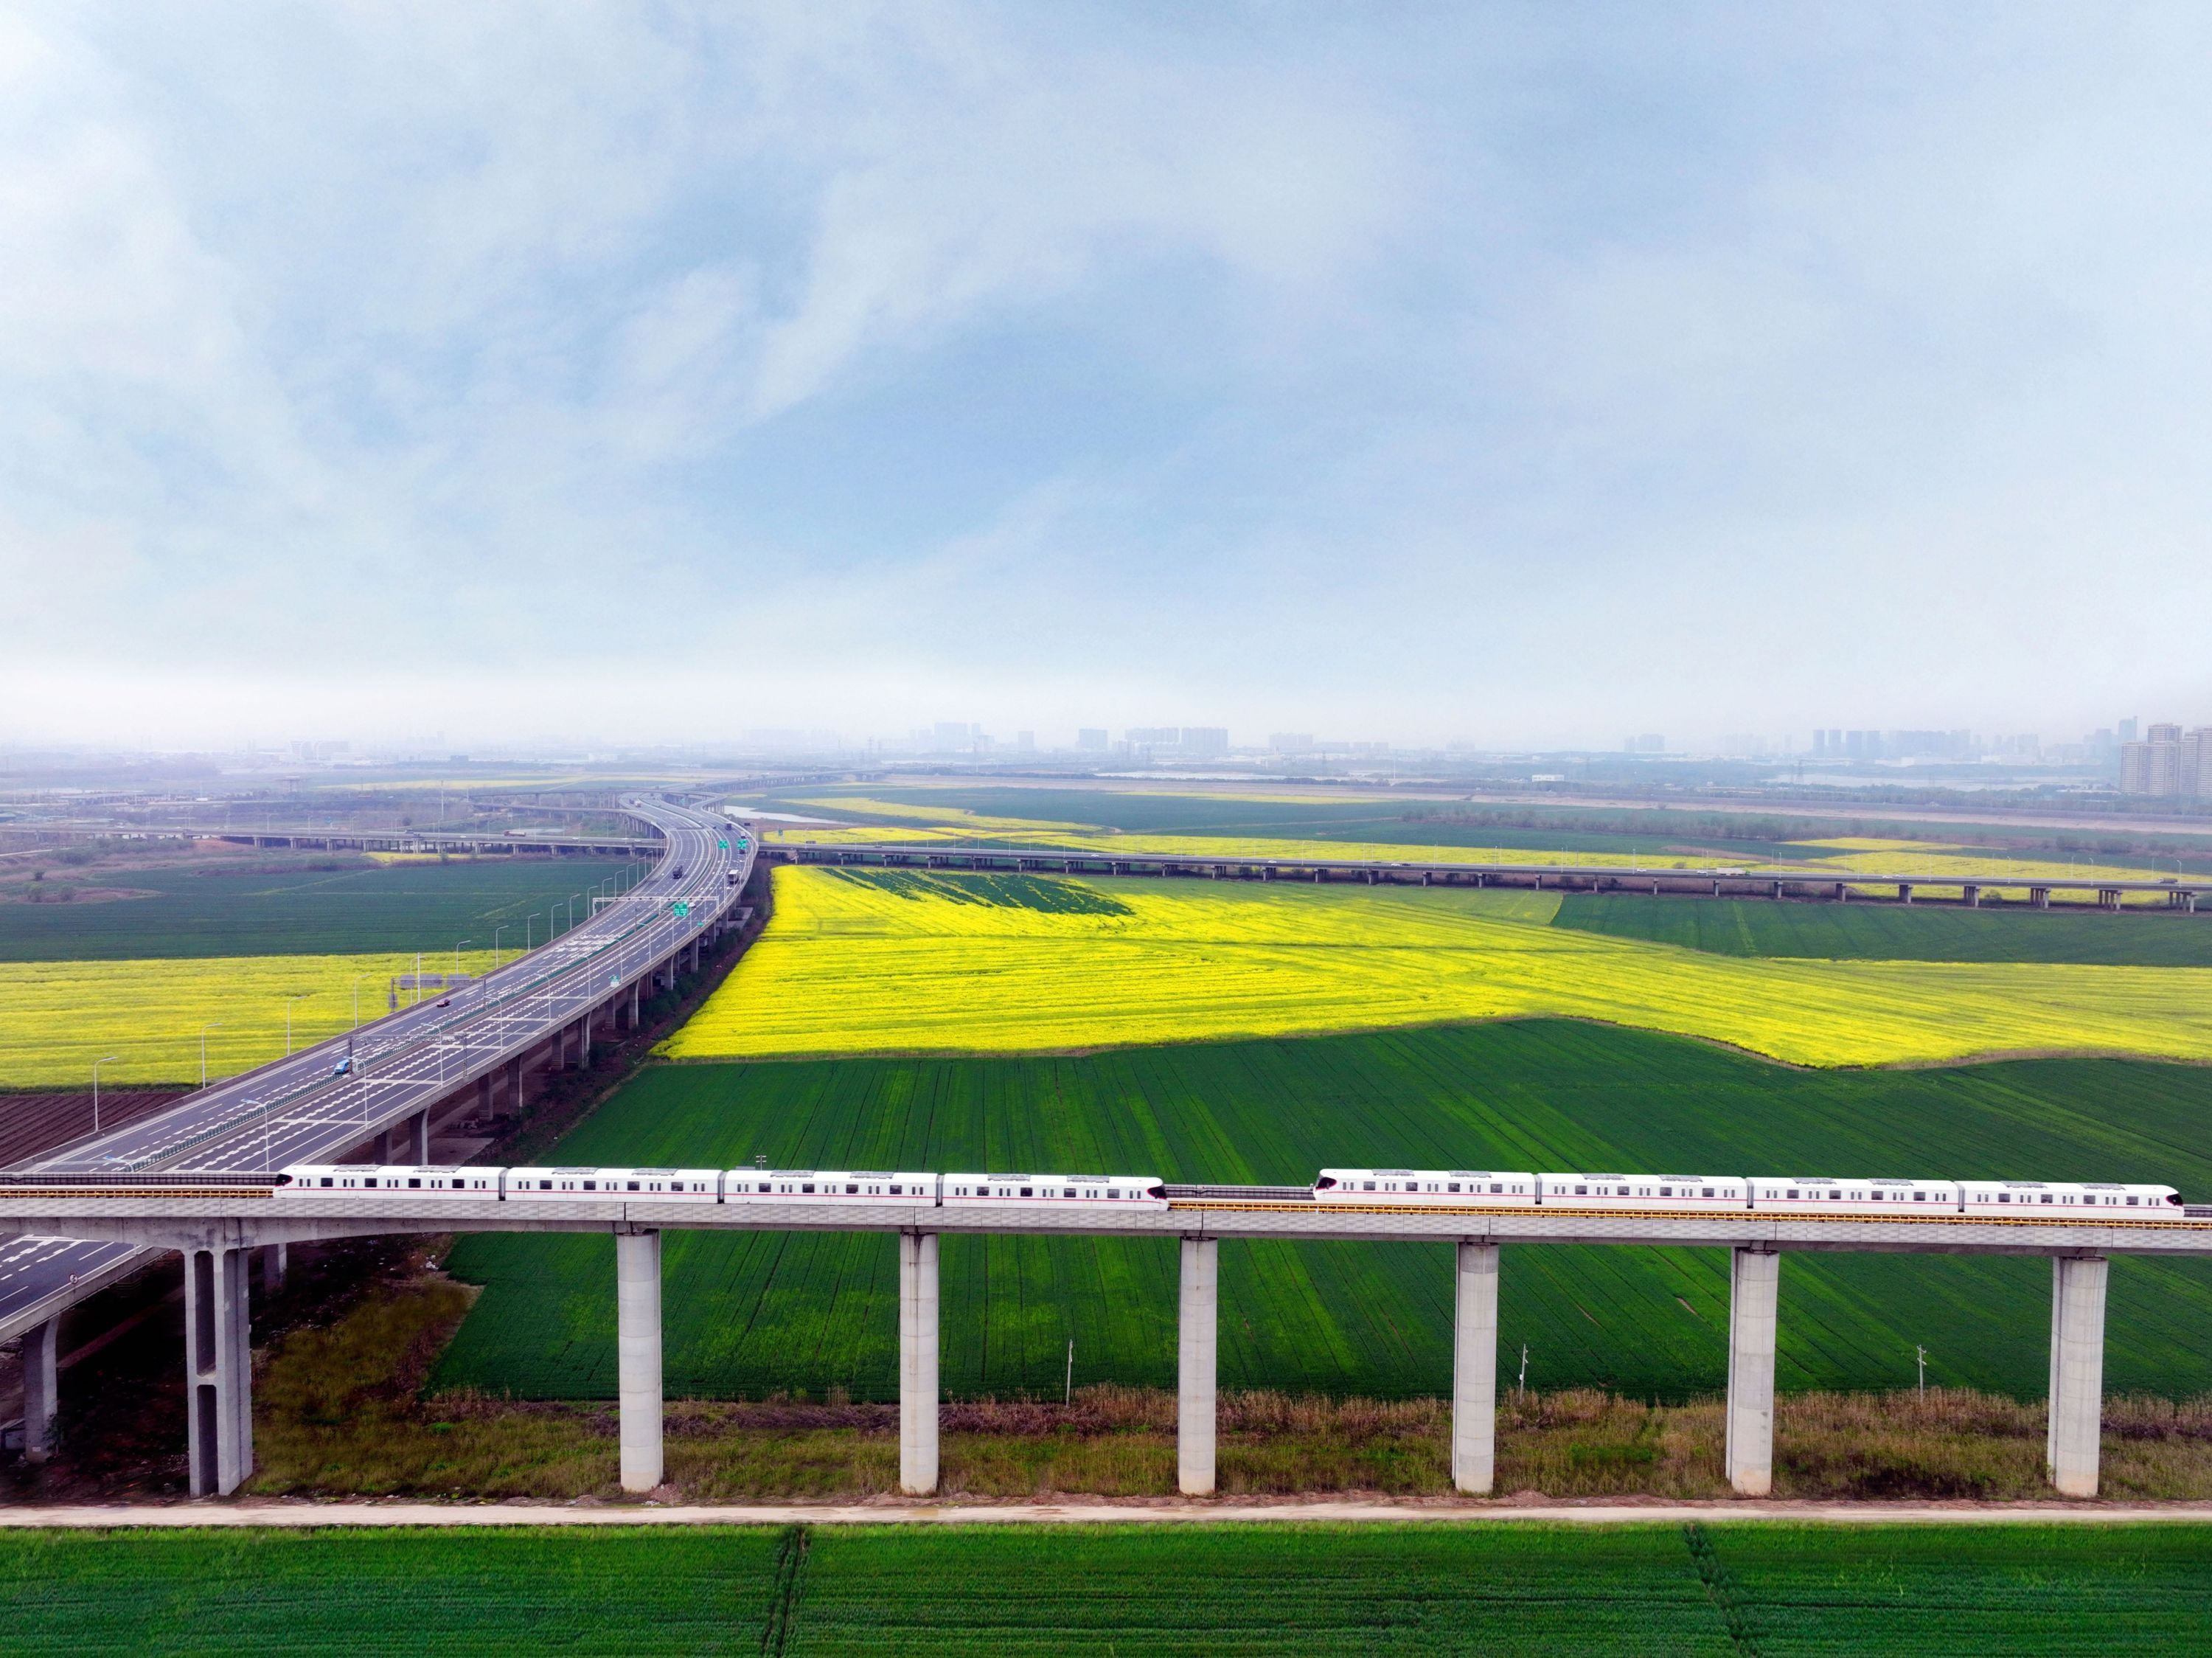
[437,1023,2212,1403]
[661,867,2212,1066]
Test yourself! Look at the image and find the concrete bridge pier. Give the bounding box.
[630,981,642,1028]
[616,1229,663,1494]
[580,1007,594,1067]
[1899,883,1914,904]
[2048,1254,2109,1497]
[1725,1246,1780,1496]
[899,1231,940,1495]
[20,1316,59,1463]
[260,1243,288,1295]
[1452,1243,1500,1494]
[1963,884,1980,907]
[504,1055,523,1111]
[185,1245,252,1496]
[1178,1236,1219,1496]
[2031,887,2051,909]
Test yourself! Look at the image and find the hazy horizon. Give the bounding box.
[7,3,2211,750]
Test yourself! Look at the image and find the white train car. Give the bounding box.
[941,1173,1167,1210]
[504,1166,721,1201]
[1959,1180,2180,1216]
[1538,1173,1749,1210]
[1312,1169,1537,1204]
[723,1170,939,1206]
[279,1164,501,1196]
[1747,1178,1961,1217]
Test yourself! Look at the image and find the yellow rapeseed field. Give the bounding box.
[661,867,2212,1068]
[0,950,500,1089]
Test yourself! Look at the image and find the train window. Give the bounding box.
[1998,1193,2010,1203]
[1363,1182,1376,1190]
[1496,1184,1508,1194]
[2128,1196,2140,1206]
[1702,1188,1715,1199]
[364,1177,378,1188]
[320,1177,333,1187]
[1108,1190,1121,1200]
[1617,1187,1631,1196]
[802,1184,815,1194]
[451,1179,465,1190]
[1574,1185,1587,1196]
[630,1182,642,1192]
[1786,1190,1798,1199]
[846,1184,860,1195]
[1447,1182,1461,1193]
[1829,1190,1841,1200]
[539,1180,552,1190]
[1659,1187,1672,1198]
[2041,1194,2053,1204]
[582,1181,597,1192]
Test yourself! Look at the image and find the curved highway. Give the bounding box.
[0,796,754,1333]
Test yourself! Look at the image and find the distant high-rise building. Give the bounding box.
[1269,733,1315,755]
[1180,727,1228,757]
[2181,728,2212,799]
[1127,726,1178,747]
[2123,724,2186,795]
[1015,731,1035,753]
[1622,734,1663,755]
[2120,717,2140,743]
[932,721,978,752]
[1077,729,1108,752]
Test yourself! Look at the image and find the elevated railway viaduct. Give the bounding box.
[3,1182,2202,1502]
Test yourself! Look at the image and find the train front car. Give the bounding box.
[1312,1169,1537,1205]
[1537,1173,1749,1210]
[1959,1180,2180,1217]
[1746,1178,1961,1217]
[278,1164,500,1196]
[723,1170,939,1206]
[502,1167,721,1201]
[942,1173,1169,1210]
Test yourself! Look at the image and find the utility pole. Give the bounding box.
[1916,1345,1927,1400]
[1065,1339,1074,1405]
[1517,1343,1529,1398]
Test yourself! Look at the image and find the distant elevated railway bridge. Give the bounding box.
[762,841,2206,911]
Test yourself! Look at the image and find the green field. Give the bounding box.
[1,1522,2206,1654]
[437,1022,2212,1403]
[0,856,639,962]
[1553,893,2212,966]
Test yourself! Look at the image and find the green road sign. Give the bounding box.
[672,901,690,918]
[718,839,729,850]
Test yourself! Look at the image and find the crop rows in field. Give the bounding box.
[0,948,502,1088]
[1551,893,2212,966]
[659,867,2212,1066]
[0,856,633,963]
[3,1523,2207,1654]
[439,1021,2212,1404]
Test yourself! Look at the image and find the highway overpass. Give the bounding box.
[0,797,756,1467]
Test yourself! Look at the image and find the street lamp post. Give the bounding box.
[526,913,539,951]
[200,1023,223,1090]
[453,940,473,981]
[285,993,310,1056]
[352,977,366,1028]
[92,1055,118,1135]
[493,926,506,970]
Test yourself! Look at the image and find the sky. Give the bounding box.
[5,1,2211,753]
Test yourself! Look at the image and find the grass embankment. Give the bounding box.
[0,949,504,1088]
[1552,893,2212,966]
[660,867,2212,1066]
[262,1270,2212,1503]
[7,1521,2208,1654]
[442,1023,2212,1402]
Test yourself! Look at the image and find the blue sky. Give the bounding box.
[5,3,2211,749]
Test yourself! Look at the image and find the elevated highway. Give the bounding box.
[0,797,756,1378]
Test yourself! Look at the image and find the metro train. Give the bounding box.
[1312,1168,2183,1216]
[275,1165,1172,1209]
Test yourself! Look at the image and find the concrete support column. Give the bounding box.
[1178,1236,1219,1496]
[1452,1243,1500,1495]
[1725,1246,1780,1496]
[630,981,641,1030]
[20,1317,59,1463]
[615,1229,663,1494]
[1899,883,1914,904]
[2048,1254,2109,1497]
[504,1055,523,1109]
[260,1243,287,1296]
[580,1006,594,1068]
[184,1246,252,1496]
[899,1231,940,1496]
[477,1073,493,1116]
[406,1109,429,1164]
